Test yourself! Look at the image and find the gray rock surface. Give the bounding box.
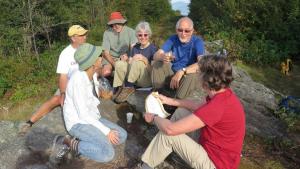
[127,66,285,138]
[0,66,294,169]
[231,67,285,137]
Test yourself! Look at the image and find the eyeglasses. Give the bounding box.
[177,28,193,33]
[138,34,148,38]
[110,23,123,27]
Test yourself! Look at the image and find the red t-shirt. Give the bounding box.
[193,88,245,169]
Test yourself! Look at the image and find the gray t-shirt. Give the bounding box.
[102,25,138,58]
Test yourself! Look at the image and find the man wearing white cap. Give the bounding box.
[101,11,138,77]
[19,25,88,135]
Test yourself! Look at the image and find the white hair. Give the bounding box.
[175,17,194,29]
[135,21,152,36]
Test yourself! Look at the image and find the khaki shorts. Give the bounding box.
[102,57,120,66]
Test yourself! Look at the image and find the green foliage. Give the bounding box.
[0,77,11,96]
[189,0,300,65]
[0,0,175,105]
[274,107,299,130]
[0,42,61,101]
[0,0,175,58]
[9,84,41,101]
[88,24,106,46]
[263,160,285,169]
[241,37,286,65]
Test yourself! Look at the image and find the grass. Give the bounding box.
[239,134,292,169]
[235,60,300,97]
[0,77,57,121]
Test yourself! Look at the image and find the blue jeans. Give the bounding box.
[69,118,127,163]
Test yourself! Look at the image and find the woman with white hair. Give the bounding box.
[113,21,158,103]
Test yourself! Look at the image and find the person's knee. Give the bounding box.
[118,128,127,144]
[132,60,145,66]
[101,65,112,77]
[171,108,191,121]
[94,147,115,163]
[51,95,61,105]
[115,61,128,71]
[152,60,163,68]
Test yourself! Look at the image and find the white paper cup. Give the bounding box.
[126,112,133,124]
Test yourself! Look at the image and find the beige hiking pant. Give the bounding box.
[151,60,200,99]
[141,107,215,169]
[141,131,215,169]
[170,107,200,141]
[113,60,151,88]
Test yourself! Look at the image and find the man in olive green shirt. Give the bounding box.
[101,11,138,77]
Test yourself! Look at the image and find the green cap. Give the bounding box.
[75,43,103,71]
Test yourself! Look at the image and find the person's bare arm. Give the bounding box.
[58,74,68,106]
[153,49,164,61]
[170,55,201,89]
[144,113,205,136]
[185,62,199,74]
[185,55,202,74]
[158,94,204,112]
[103,50,115,67]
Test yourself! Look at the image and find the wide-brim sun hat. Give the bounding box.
[107,11,127,25]
[75,43,103,71]
[68,25,88,37]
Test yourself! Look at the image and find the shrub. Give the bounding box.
[0,76,11,96]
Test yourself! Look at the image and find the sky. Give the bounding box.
[171,0,190,3]
[171,0,191,16]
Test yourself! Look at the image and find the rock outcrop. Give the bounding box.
[0,66,292,169]
[127,66,285,138]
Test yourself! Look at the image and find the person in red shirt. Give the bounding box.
[139,55,246,169]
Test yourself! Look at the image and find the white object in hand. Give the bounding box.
[145,92,170,118]
[126,112,133,123]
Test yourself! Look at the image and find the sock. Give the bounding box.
[26,120,34,127]
[125,81,134,87]
[70,137,79,154]
[114,86,121,94]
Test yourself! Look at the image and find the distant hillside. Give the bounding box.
[172,2,189,16]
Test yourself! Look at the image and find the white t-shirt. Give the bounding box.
[63,71,110,135]
[56,45,78,78]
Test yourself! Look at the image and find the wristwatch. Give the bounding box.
[182,67,187,74]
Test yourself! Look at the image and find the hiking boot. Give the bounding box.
[49,135,70,167]
[112,86,123,100]
[18,122,32,136]
[114,87,135,104]
[134,162,153,169]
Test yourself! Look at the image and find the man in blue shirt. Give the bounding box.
[152,17,205,99]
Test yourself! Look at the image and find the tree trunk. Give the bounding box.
[45,30,51,49]
[28,0,40,65]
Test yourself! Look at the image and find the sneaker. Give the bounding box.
[114,87,135,103]
[18,122,31,136]
[112,86,123,100]
[49,135,70,166]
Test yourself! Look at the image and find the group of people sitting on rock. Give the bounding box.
[19,11,246,169]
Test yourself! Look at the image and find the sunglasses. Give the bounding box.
[177,28,193,33]
[138,34,148,38]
